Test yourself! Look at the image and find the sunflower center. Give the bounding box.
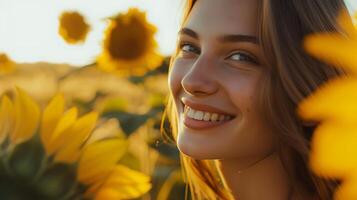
[107,17,150,60]
[59,12,89,42]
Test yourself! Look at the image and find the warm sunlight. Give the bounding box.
[0,0,182,66]
[1,1,357,199]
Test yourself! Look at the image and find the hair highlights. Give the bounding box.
[162,0,349,199]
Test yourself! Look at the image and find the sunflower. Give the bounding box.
[299,11,357,200]
[97,8,163,77]
[59,11,90,44]
[0,53,15,75]
[0,88,151,200]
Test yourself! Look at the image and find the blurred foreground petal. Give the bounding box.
[54,112,98,163]
[0,96,14,143]
[301,10,357,200]
[310,121,357,178]
[299,77,357,123]
[304,34,357,74]
[41,94,65,151]
[95,165,151,200]
[11,88,40,145]
[78,139,127,184]
[0,89,150,199]
[334,177,357,200]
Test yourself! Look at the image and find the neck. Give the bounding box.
[219,151,294,200]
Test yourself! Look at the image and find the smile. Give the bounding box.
[182,105,236,130]
[184,105,233,122]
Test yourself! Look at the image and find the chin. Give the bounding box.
[176,133,219,160]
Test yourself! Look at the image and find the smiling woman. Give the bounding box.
[162,0,352,199]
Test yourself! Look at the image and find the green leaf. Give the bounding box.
[150,139,180,161]
[102,111,150,135]
[35,163,77,199]
[7,135,45,181]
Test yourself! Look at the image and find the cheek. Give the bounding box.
[168,58,188,96]
[225,74,277,153]
[224,73,259,113]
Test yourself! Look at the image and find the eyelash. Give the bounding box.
[178,43,258,65]
[179,43,201,54]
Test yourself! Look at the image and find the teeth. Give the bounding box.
[194,111,204,120]
[211,113,218,121]
[203,112,211,121]
[185,105,233,122]
[187,108,195,118]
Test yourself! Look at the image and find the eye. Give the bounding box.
[228,52,259,65]
[179,43,200,54]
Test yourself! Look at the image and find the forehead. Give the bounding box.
[184,0,259,37]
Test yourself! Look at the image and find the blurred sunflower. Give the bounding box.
[97,8,163,77]
[299,11,357,200]
[59,11,90,44]
[0,88,151,200]
[0,53,15,75]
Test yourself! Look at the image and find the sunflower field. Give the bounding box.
[1,1,357,200]
[0,7,185,200]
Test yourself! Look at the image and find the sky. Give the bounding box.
[0,0,356,66]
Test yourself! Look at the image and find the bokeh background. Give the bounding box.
[0,0,356,199]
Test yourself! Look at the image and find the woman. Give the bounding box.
[162,0,350,199]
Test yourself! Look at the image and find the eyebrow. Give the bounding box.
[178,28,199,39]
[178,27,259,44]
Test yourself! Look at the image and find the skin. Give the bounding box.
[168,0,313,199]
[169,0,277,163]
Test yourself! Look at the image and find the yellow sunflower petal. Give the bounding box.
[95,165,151,200]
[78,139,127,184]
[41,94,65,152]
[0,96,14,144]
[298,77,357,123]
[309,121,357,178]
[303,11,357,74]
[86,119,125,145]
[95,188,123,200]
[46,107,78,155]
[334,177,357,200]
[11,88,40,145]
[54,112,98,163]
[304,34,357,74]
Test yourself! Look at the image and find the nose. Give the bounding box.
[181,55,218,96]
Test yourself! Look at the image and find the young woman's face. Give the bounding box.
[169,0,278,161]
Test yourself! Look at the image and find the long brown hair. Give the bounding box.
[161,0,349,199]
